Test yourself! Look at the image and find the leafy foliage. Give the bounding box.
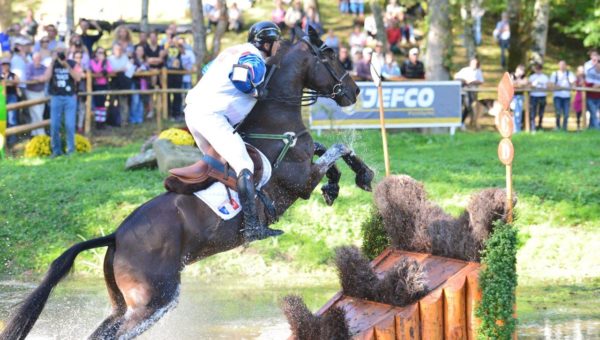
[24,134,91,158]
[476,221,518,339]
[158,128,195,146]
[360,207,389,260]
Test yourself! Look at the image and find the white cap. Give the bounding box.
[363,47,373,57]
[409,47,419,55]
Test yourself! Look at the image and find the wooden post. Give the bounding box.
[395,304,420,339]
[84,71,93,135]
[581,89,587,130]
[443,275,467,339]
[161,67,168,120]
[377,84,391,177]
[506,163,513,223]
[419,290,444,340]
[524,90,530,132]
[466,270,482,340]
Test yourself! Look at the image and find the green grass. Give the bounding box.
[1,128,599,286]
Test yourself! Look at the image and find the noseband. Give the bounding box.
[300,36,351,105]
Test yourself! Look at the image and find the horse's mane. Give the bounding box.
[267,40,294,66]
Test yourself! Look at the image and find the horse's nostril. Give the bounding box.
[355,88,360,96]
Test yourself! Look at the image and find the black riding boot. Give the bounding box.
[237,169,283,242]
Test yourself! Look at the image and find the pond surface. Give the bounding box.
[1,277,598,339]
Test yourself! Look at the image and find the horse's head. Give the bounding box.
[296,26,360,107]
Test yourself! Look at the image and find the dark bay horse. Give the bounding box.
[0,29,373,340]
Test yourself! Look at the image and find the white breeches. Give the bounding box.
[185,109,253,176]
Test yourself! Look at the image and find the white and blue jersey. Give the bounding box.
[186,43,266,125]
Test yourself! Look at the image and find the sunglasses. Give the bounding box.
[41,40,49,43]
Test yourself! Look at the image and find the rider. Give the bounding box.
[184,21,283,241]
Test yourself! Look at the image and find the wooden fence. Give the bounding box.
[313,249,485,340]
[2,68,195,137]
[3,77,600,137]
[463,86,600,131]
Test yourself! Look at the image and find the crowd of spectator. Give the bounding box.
[0,11,199,156]
[506,49,600,132]
[1,1,599,156]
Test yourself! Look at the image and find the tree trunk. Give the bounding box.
[190,0,208,78]
[211,0,228,58]
[425,0,451,80]
[141,0,149,33]
[530,0,550,64]
[66,0,74,40]
[370,1,388,54]
[0,0,11,33]
[461,0,476,60]
[507,0,526,70]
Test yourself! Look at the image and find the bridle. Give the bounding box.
[299,36,352,105]
[260,37,352,106]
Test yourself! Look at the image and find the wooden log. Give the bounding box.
[395,304,420,340]
[419,289,443,340]
[5,119,50,136]
[84,71,93,135]
[373,314,396,340]
[466,269,482,340]
[6,97,50,111]
[161,67,169,119]
[443,273,467,339]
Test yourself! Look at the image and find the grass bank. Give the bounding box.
[1,129,598,286]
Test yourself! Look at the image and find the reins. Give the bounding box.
[235,37,346,169]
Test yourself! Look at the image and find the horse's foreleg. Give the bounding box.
[314,142,341,206]
[341,151,374,192]
[315,143,374,192]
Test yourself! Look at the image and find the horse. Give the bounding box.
[0,28,374,340]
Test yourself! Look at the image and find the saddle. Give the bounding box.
[164,144,264,195]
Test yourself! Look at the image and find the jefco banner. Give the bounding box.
[310,81,462,131]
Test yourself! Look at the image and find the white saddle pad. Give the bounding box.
[193,147,272,220]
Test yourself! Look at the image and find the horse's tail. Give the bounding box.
[0,234,115,340]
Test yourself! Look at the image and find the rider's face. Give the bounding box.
[264,41,280,58]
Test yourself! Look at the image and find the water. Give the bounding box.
[1,278,598,339]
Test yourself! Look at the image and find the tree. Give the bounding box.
[530,0,550,64]
[66,0,74,40]
[370,0,388,54]
[141,0,149,33]
[0,0,11,32]
[461,0,476,60]
[507,0,526,71]
[190,0,208,78]
[211,0,228,58]
[425,0,451,80]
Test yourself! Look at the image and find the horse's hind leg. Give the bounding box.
[314,142,341,205]
[114,276,180,340]
[89,246,126,340]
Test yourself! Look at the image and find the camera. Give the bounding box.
[57,52,66,61]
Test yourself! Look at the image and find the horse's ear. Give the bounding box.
[306,25,323,47]
[293,26,306,43]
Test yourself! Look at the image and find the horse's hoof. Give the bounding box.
[321,183,339,206]
[355,167,374,192]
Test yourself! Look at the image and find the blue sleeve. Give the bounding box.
[229,52,266,94]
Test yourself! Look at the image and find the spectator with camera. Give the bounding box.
[44,47,83,157]
[78,19,103,56]
[1,57,20,144]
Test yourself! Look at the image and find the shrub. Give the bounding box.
[24,134,92,158]
[24,135,52,158]
[158,128,195,146]
[360,207,389,260]
[476,221,518,339]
